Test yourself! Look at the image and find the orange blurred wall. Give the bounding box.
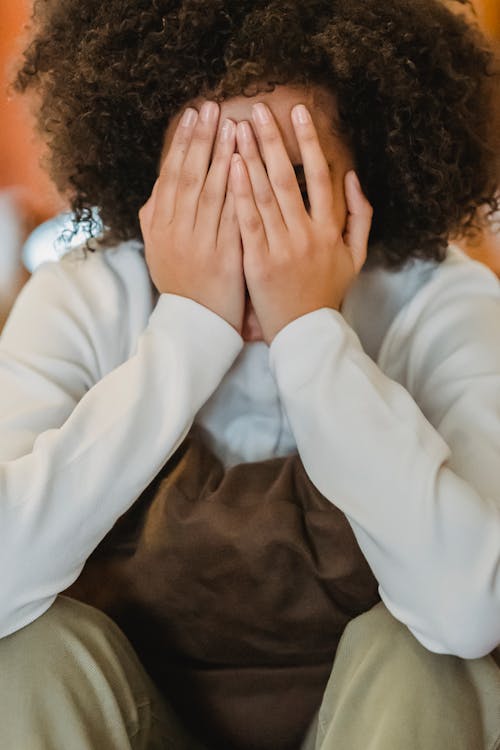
[0,0,64,221]
[475,0,500,39]
[462,0,500,273]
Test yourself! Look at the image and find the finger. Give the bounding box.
[175,100,220,225]
[196,118,236,241]
[251,103,306,229]
[291,104,335,225]
[236,121,285,239]
[343,171,373,273]
[217,188,242,268]
[154,107,198,225]
[230,153,269,260]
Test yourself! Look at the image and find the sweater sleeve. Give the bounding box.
[0,249,243,637]
[269,260,500,659]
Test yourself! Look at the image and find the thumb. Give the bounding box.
[138,179,159,236]
[343,170,373,273]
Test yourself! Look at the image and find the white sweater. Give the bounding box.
[0,241,499,658]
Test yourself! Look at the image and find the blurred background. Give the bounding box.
[0,0,499,332]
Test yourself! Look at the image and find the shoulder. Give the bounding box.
[3,239,155,373]
[397,245,498,315]
[61,240,156,362]
[378,246,500,400]
[380,246,500,360]
[55,239,152,307]
[344,245,499,364]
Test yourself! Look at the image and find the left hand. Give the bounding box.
[230,102,373,344]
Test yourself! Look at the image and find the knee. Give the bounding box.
[342,602,407,653]
[320,605,492,749]
[339,602,458,687]
[0,596,123,679]
[339,602,476,690]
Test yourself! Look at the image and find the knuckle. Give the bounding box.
[220,209,239,232]
[254,187,275,207]
[300,127,317,144]
[310,167,331,187]
[176,126,192,145]
[273,172,296,192]
[199,186,218,207]
[261,128,280,145]
[244,214,262,234]
[192,126,214,145]
[179,169,202,191]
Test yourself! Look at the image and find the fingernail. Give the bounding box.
[181,108,198,128]
[292,105,311,125]
[252,103,270,125]
[200,101,218,123]
[220,118,235,142]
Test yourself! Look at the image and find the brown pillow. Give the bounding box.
[65,427,379,750]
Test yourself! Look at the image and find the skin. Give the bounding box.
[139,85,373,344]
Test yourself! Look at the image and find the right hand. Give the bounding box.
[139,101,245,334]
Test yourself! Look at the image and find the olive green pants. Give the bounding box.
[0,596,498,749]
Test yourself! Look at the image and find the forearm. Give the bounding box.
[270,307,500,658]
[0,294,243,637]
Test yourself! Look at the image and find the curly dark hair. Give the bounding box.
[13,0,500,268]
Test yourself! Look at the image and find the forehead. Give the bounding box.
[162,84,345,165]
